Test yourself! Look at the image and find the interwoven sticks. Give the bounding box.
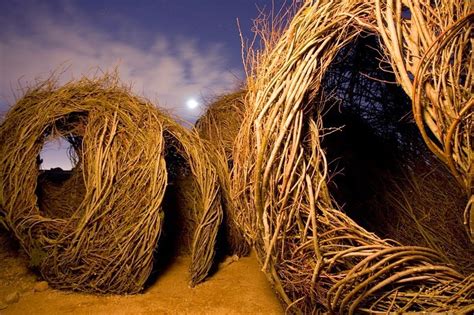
[232,0,473,312]
[195,91,246,162]
[374,0,473,239]
[0,75,222,293]
[195,92,251,257]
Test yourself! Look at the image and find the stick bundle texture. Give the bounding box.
[0,75,222,293]
[231,0,473,313]
[195,91,250,256]
[373,0,473,240]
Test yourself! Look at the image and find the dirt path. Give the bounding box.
[0,231,283,315]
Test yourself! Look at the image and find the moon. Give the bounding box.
[186,98,199,109]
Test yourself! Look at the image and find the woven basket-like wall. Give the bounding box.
[0,75,223,293]
[231,0,473,313]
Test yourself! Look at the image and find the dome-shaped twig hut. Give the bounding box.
[0,75,224,293]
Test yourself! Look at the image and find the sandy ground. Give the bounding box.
[0,231,283,315]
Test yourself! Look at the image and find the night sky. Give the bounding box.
[0,0,290,169]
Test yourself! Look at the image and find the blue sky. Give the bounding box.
[0,0,290,169]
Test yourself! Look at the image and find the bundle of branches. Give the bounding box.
[195,91,250,257]
[373,0,473,240]
[196,91,246,162]
[0,75,223,293]
[232,0,473,313]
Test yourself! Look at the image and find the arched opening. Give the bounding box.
[35,115,86,220]
[319,33,471,272]
[38,138,75,171]
[147,138,196,283]
[145,131,230,287]
[320,33,417,225]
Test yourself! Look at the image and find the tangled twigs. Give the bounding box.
[0,75,223,293]
[195,92,251,256]
[374,0,473,239]
[413,13,474,239]
[232,0,474,312]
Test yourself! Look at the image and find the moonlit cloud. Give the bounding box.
[0,1,242,123]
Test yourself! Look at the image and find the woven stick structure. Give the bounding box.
[0,75,222,293]
[196,91,246,162]
[373,0,473,240]
[195,91,250,257]
[232,0,473,313]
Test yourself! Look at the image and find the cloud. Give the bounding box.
[0,1,242,123]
